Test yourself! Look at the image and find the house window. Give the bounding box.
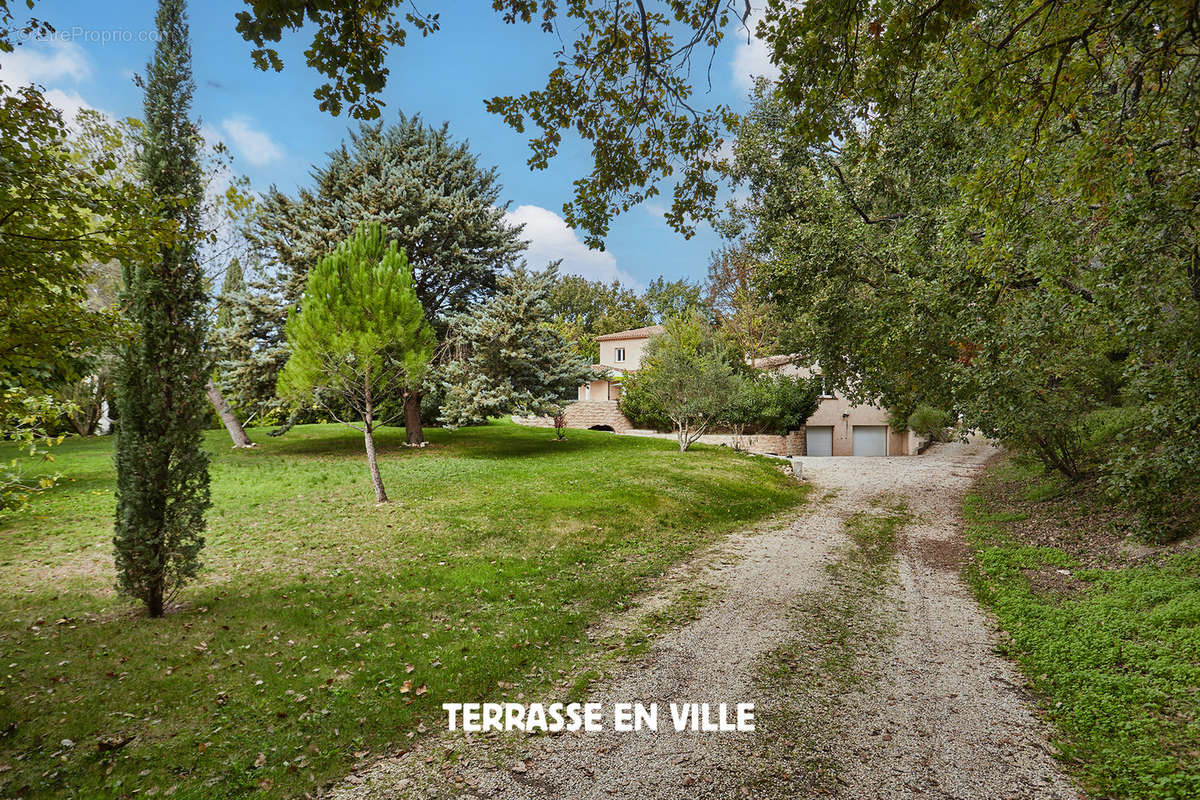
[818,375,835,398]
[615,347,626,363]
[584,383,591,401]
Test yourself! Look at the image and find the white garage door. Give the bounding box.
[806,426,834,457]
[853,425,887,456]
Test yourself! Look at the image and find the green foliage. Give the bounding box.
[632,313,737,451]
[643,276,708,323]
[0,421,807,799]
[617,371,671,431]
[705,243,785,359]
[438,265,592,429]
[0,388,68,513]
[234,114,522,418]
[752,372,822,436]
[907,405,952,441]
[547,274,653,363]
[0,80,160,398]
[113,0,212,618]
[727,3,1200,531]
[277,225,431,415]
[721,372,821,438]
[214,257,244,331]
[964,459,1200,800]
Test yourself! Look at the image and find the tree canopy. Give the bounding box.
[277,223,433,502]
[726,4,1200,536]
[439,265,592,430]
[233,113,525,433]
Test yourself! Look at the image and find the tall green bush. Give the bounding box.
[113,0,211,618]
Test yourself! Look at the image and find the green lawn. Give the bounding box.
[964,458,1200,800]
[0,421,806,799]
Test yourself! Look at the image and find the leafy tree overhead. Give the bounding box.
[727,4,1200,536]
[439,264,592,432]
[230,1,750,246]
[277,223,433,503]
[113,0,212,618]
[240,114,524,443]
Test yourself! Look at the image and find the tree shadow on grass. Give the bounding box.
[254,423,663,462]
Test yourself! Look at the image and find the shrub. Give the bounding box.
[907,404,952,441]
[619,373,672,431]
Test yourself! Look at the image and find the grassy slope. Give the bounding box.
[0,421,806,799]
[963,458,1200,800]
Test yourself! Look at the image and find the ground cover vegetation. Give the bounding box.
[964,456,1200,799]
[0,421,806,798]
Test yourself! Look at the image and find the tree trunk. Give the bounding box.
[363,373,388,503]
[147,581,164,618]
[403,390,424,445]
[205,379,255,447]
[363,422,388,503]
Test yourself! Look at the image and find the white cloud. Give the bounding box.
[0,40,90,87]
[219,115,284,166]
[0,41,107,122]
[731,8,780,93]
[504,204,639,287]
[41,87,92,121]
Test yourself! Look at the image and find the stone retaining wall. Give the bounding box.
[514,408,807,457]
[515,401,634,434]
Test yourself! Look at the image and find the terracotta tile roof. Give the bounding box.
[591,364,636,374]
[595,324,665,342]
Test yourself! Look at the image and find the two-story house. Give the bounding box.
[530,324,914,455]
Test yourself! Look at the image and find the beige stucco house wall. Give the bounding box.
[575,325,664,404]
[525,324,915,456]
[753,356,910,456]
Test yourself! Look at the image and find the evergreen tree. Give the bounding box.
[215,258,244,330]
[206,257,256,447]
[277,223,433,503]
[238,114,524,443]
[113,0,211,617]
[439,265,593,433]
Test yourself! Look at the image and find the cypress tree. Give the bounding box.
[113,0,211,617]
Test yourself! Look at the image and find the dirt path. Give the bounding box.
[329,439,1080,800]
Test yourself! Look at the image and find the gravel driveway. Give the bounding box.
[329,438,1081,800]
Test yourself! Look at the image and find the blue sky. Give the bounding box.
[2,1,777,288]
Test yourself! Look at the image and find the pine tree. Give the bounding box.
[113,0,211,618]
[277,223,433,503]
[439,264,593,432]
[238,114,525,443]
[215,258,244,330]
